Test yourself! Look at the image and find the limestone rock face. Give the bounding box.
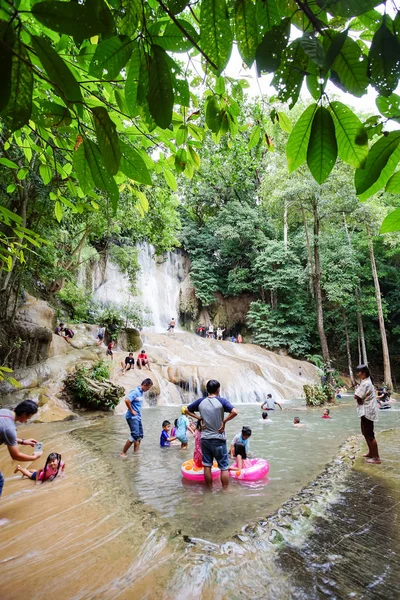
[118,328,141,352]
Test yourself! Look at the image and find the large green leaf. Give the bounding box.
[33,100,71,127]
[205,95,222,133]
[84,138,119,210]
[299,32,325,68]
[316,0,382,18]
[119,0,141,35]
[331,36,369,97]
[235,0,258,68]
[272,39,307,106]
[2,38,33,132]
[369,22,400,97]
[166,0,188,14]
[355,131,400,196]
[329,101,368,168]
[376,93,400,123]
[286,103,317,173]
[256,0,280,40]
[358,143,400,200]
[307,106,338,184]
[31,36,82,110]
[125,48,141,116]
[73,142,94,195]
[0,21,14,112]
[385,171,400,193]
[256,17,290,75]
[147,45,173,129]
[89,36,133,80]
[92,106,121,175]
[380,208,400,233]
[324,29,348,70]
[119,141,152,185]
[32,1,109,38]
[151,19,199,53]
[200,0,233,75]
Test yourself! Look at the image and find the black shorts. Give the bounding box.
[361,416,375,440]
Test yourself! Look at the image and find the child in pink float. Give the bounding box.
[14,452,65,483]
[193,419,203,468]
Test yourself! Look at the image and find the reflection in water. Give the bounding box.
[0,406,399,599]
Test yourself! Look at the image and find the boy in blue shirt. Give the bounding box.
[120,378,153,457]
[160,420,176,447]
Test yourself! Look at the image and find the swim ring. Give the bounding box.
[181,458,220,482]
[229,458,270,481]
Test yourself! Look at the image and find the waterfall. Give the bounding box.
[87,243,186,333]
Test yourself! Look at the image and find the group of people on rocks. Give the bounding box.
[54,322,74,343]
[195,324,243,343]
[120,350,151,372]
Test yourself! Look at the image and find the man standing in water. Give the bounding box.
[261,394,282,411]
[120,379,153,457]
[186,380,238,489]
[0,400,43,496]
[354,364,381,464]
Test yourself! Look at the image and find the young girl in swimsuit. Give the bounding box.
[14,452,65,483]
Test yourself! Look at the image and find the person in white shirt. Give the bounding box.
[354,364,380,464]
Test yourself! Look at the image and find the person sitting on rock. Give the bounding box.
[55,322,69,342]
[63,327,74,341]
[137,349,151,370]
[121,353,135,374]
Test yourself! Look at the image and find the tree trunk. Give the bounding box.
[312,200,330,368]
[358,334,362,366]
[356,300,368,365]
[300,200,314,298]
[367,231,392,387]
[342,307,356,387]
[283,199,288,250]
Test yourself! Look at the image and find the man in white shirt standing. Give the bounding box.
[354,364,380,464]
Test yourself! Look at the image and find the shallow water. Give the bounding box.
[1,402,399,599]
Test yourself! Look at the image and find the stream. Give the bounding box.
[1,400,399,599]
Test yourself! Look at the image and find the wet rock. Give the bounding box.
[269,529,284,544]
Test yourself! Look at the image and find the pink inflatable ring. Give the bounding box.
[230,458,270,481]
[181,458,220,482]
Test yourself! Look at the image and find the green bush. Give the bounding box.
[303,384,331,407]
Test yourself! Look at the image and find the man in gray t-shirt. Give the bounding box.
[0,401,43,496]
[187,379,238,489]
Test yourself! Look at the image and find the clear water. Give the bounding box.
[74,399,400,540]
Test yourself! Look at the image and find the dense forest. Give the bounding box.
[1,0,400,387]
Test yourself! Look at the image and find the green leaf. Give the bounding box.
[33,100,71,127]
[277,111,292,133]
[316,0,382,18]
[355,131,400,196]
[256,17,290,75]
[54,200,63,222]
[17,167,28,180]
[385,171,400,193]
[119,141,152,185]
[0,20,14,112]
[89,36,133,80]
[84,138,119,210]
[1,38,33,132]
[164,168,177,191]
[248,124,261,149]
[73,142,95,195]
[200,0,233,75]
[148,45,174,129]
[205,96,222,133]
[125,48,141,116]
[119,0,141,35]
[235,0,258,68]
[7,184,16,193]
[331,36,369,97]
[32,1,109,38]
[329,101,368,168]
[286,103,317,173]
[324,29,348,70]
[307,106,338,184]
[175,148,187,173]
[376,93,400,123]
[380,208,400,234]
[31,36,82,110]
[92,106,121,175]
[256,0,280,40]
[0,157,18,169]
[272,39,307,106]
[299,32,325,67]
[39,164,52,185]
[135,190,149,216]
[166,0,188,14]
[369,21,400,97]
[152,19,199,53]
